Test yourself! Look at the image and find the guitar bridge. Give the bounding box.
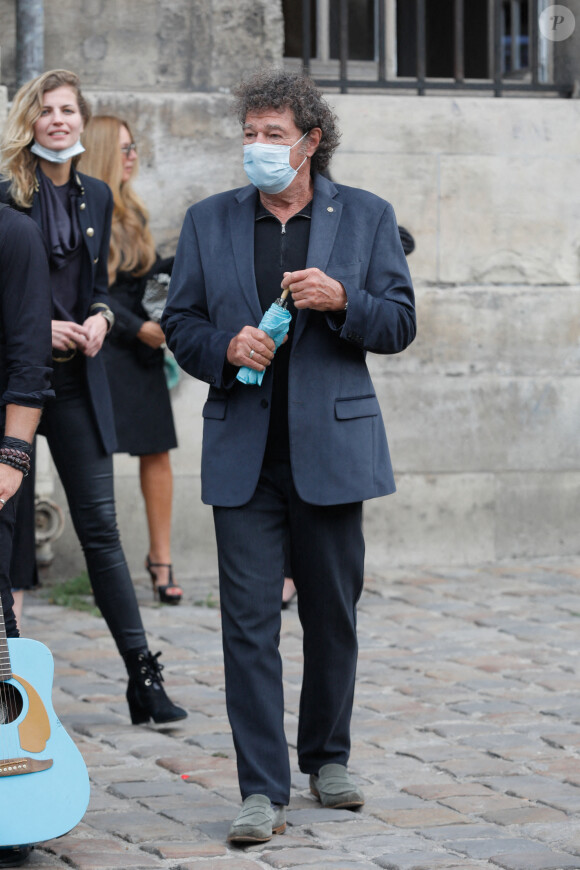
[0,757,53,777]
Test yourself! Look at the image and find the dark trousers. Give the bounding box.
[10,448,38,590]
[37,360,147,655]
[0,491,19,638]
[213,456,364,805]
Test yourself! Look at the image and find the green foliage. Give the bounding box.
[193,591,219,609]
[46,571,101,616]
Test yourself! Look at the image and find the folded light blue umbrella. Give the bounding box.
[237,289,292,386]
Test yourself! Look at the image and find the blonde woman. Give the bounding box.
[0,70,186,725]
[79,116,181,605]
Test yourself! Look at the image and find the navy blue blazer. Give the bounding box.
[0,172,117,454]
[163,173,416,508]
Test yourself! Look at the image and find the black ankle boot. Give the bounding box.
[123,649,187,725]
[0,846,33,867]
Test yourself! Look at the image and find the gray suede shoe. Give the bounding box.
[227,794,286,844]
[309,763,365,809]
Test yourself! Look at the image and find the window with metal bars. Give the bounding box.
[282,0,570,96]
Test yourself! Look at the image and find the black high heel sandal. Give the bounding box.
[146,555,183,605]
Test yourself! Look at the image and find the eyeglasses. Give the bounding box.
[121,143,137,156]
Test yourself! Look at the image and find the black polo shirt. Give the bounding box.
[254,199,312,461]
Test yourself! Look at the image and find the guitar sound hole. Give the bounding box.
[0,682,23,724]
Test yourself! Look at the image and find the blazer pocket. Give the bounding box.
[335,394,379,420]
[202,398,227,420]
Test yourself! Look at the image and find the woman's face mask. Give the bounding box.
[243,131,309,195]
[30,140,85,164]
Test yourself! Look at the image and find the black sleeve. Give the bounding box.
[0,207,53,415]
[107,277,146,342]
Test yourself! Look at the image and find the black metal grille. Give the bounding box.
[292,0,571,97]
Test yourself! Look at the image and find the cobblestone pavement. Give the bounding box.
[9,558,580,870]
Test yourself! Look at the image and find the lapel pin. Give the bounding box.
[327,206,334,213]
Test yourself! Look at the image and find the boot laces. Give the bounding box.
[139,651,165,687]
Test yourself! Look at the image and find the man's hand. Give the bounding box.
[281,269,347,312]
[0,465,24,509]
[227,325,277,371]
[138,321,166,349]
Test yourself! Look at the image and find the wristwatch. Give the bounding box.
[90,303,115,332]
[99,308,115,332]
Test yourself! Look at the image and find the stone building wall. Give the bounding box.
[0,0,284,93]
[330,96,580,572]
[0,1,578,579]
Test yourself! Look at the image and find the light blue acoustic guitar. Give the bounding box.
[0,599,90,846]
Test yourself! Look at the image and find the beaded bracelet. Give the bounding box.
[0,447,31,476]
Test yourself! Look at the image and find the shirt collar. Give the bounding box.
[255,199,313,222]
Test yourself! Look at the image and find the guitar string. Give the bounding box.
[2,674,21,765]
[1,633,10,763]
[2,657,25,766]
[0,605,7,762]
[0,602,20,765]
[1,631,8,763]
[0,674,12,764]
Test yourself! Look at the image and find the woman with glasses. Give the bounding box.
[0,70,186,726]
[79,116,182,605]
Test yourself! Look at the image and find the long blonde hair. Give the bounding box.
[79,115,156,284]
[0,69,91,208]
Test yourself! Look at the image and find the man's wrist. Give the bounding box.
[0,444,31,476]
[337,281,348,311]
[1,436,32,455]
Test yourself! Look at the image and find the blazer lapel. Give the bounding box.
[306,174,342,271]
[230,185,263,324]
[294,174,342,344]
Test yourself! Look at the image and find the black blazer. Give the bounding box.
[0,171,117,453]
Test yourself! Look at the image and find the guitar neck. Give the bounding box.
[0,594,13,680]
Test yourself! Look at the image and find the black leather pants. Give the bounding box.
[38,359,147,655]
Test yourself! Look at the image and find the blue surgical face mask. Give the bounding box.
[243,131,309,194]
[30,139,85,164]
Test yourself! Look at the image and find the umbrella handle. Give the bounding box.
[280,287,290,302]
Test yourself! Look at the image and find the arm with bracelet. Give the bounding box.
[0,410,36,505]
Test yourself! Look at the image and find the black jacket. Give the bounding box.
[0,203,53,432]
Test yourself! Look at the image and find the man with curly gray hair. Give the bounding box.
[163,68,416,844]
[232,68,341,175]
